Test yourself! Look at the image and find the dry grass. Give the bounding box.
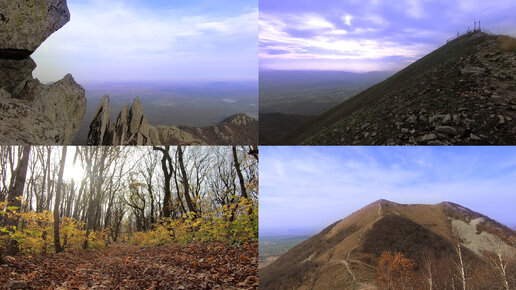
[498,35,516,51]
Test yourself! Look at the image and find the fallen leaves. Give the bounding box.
[0,242,258,289]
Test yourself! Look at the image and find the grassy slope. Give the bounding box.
[260,200,516,289]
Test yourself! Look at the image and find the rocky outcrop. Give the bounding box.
[88,96,258,145]
[0,0,86,145]
[0,0,70,53]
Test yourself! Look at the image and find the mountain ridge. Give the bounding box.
[285,31,516,145]
[260,199,516,289]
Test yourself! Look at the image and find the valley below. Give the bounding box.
[73,81,258,144]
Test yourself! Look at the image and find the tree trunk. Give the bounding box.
[53,146,67,253]
[232,146,248,199]
[5,146,31,255]
[177,146,196,215]
[153,146,172,218]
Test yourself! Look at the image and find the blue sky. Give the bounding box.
[260,0,516,72]
[260,146,516,236]
[32,0,257,83]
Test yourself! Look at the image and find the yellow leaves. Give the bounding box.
[129,203,257,246]
[6,206,20,212]
[0,210,106,254]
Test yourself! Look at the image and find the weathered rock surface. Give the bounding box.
[0,0,86,145]
[0,0,70,53]
[88,96,258,145]
[0,58,36,97]
[0,94,62,144]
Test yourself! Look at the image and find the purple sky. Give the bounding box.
[260,0,516,72]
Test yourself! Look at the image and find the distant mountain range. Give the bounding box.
[279,32,516,145]
[260,199,516,289]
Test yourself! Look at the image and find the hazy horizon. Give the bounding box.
[260,147,516,236]
[32,0,257,83]
[260,0,516,72]
[72,80,258,144]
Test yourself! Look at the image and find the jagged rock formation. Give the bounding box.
[88,96,258,145]
[0,0,86,145]
[260,200,516,289]
[286,32,516,145]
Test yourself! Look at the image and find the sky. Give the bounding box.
[32,0,257,83]
[260,0,516,72]
[260,146,516,236]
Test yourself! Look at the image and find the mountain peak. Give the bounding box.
[261,199,516,289]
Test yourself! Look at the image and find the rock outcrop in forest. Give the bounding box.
[0,0,86,145]
[88,96,259,145]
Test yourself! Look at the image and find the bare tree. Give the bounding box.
[53,146,67,253]
[454,244,468,290]
[5,146,31,255]
[177,146,196,215]
[484,237,514,290]
[153,146,173,218]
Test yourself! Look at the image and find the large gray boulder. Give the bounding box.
[0,92,62,144]
[0,75,86,145]
[0,58,36,97]
[0,0,70,54]
[32,74,86,144]
[0,0,86,145]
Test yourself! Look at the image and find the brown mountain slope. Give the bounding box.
[259,200,516,289]
[286,31,516,145]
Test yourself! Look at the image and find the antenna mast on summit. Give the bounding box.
[474,19,476,31]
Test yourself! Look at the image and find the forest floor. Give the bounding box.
[0,242,258,289]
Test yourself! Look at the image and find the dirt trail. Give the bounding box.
[339,260,356,281]
[0,242,258,289]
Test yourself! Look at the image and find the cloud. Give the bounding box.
[405,0,426,18]
[259,12,430,71]
[260,147,516,234]
[259,0,516,72]
[342,14,353,26]
[32,0,257,82]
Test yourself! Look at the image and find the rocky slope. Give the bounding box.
[88,96,258,145]
[0,0,86,145]
[260,200,516,289]
[286,32,516,145]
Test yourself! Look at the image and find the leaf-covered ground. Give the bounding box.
[0,242,258,289]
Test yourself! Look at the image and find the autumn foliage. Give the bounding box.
[375,251,419,289]
[130,198,258,246]
[0,202,108,255]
